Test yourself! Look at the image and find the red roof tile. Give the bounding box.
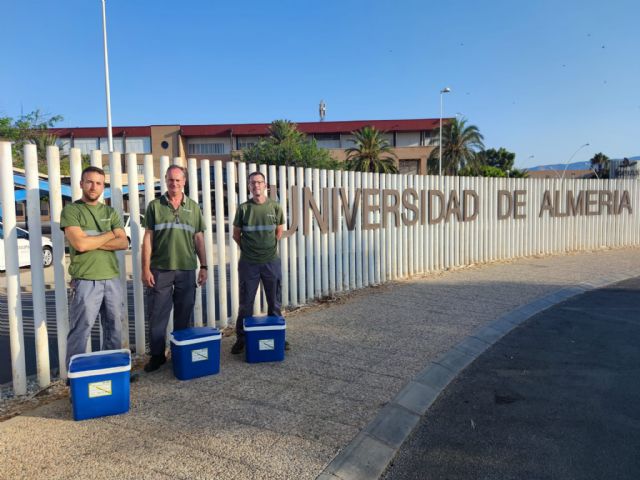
[51,126,152,137]
[181,119,441,137]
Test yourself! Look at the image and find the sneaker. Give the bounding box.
[231,338,245,354]
[144,355,166,373]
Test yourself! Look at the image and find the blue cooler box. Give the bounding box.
[244,316,286,363]
[170,327,221,380]
[68,349,131,421]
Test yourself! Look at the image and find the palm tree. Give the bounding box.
[428,117,484,175]
[590,152,610,178]
[345,126,398,173]
[267,119,304,145]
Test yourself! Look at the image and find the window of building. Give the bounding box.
[73,138,99,155]
[314,134,341,149]
[188,143,226,155]
[237,136,260,150]
[396,132,421,147]
[99,137,124,153]
[399,159,419,175]
[125,137,151,153]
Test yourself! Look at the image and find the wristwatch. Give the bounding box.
[200,265,208,270]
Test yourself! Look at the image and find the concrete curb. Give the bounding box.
[318,270,638,480]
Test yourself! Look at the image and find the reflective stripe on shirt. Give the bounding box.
[242,225,276,232]
[154,223,196,234]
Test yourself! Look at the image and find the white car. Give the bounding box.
[0,222,53,272]
[123,213,145,248]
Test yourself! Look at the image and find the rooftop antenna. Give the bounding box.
[319,100,326,122]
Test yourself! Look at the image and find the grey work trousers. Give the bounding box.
[236,258,282,337]
[66,278,123,369]
[147,269,196,356]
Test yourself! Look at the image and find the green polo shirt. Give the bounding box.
[143,193,205,270]
[60,201,122,280]
[233,198,285,264]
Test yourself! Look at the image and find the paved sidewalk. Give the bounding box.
[1,248,639,480]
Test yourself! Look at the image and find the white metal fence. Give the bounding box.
[1,142,639,395]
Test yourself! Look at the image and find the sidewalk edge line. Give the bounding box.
[317,274,636,480]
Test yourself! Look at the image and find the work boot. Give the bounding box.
[231,338,245,354]
[144,355,166,373]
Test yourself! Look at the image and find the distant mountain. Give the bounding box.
[527,161,591,171]
[527,156,640,171]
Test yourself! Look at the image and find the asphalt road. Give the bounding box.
[382,276,640,480]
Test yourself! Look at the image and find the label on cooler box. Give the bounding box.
[259,339,275,351]
[88,380,112,398]
[191,347,209,362]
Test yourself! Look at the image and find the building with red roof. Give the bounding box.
[52,118,444,175]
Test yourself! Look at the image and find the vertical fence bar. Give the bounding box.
[348,170,356,290]
[108,151,129,349]
[305,168,315,300]
[144,154,155,208]
[200,160,217,327]
[313,169,322,298]
[380,173,388,282]
[227,162,240,323]
[354,171,363,288]
[24,144,51,387]
[296,167,306,304]
[0,142,27,395]
[369,172,378,284]
[374,172,382,284]
[361,172,370,286]
[278,165,289,306]
[340,170,350,290]
[286,166,298,306]
[187,157,203,327]
[334,170,343,293]
[46,146,70,379]
[213,160,228,327]
[327,169,336,294]
[320,169,329,296]
[126,153,146,353]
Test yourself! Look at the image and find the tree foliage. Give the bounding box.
[242,119,339,169]
[589,152,610,178]
[428,117,484,175]
[459,164,506,177]
[477,147,515,171]
[0,109,64,174]
[345,126,398,173]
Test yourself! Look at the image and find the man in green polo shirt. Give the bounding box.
[60,166,129,370]
[142,165,207,372]
[231,171,286,354]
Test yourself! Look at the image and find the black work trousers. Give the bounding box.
[236,258,282,337]
[147,269,196,356]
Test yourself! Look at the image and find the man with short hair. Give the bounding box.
[142,165,207,372]
[231,171,287,354]
[61,166,129,369]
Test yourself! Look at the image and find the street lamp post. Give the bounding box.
[101,0,114,153]
[439,87,451,176]
[561,143,590,179]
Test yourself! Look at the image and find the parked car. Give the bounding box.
[0,222,53,271]
[123,213,145,248]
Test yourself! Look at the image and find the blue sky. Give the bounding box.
[2,0,638,169]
